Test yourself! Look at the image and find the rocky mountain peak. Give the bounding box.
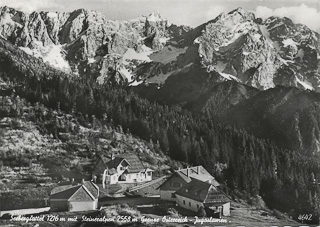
[224,7,255,21]
[0,6,175,83]
[146,11,163,23]
[190,7,320,91]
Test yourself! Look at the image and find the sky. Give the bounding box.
[1,0,320,31]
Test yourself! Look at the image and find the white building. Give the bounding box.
[92,153,153,188]
[175,178,230,217]
[50,180,99,212]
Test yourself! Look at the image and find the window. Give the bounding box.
[147,172,151,176]
[183,200,185,205]
[120,166,124,170]
[189,202,191,207]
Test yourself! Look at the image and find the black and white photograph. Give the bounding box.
[0,0,320,226]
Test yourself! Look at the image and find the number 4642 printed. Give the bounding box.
[298,214,312,221]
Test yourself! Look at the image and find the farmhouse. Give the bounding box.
[158,166,219,201]
[92,153,153,187]
[50,180,99,212]
[175,178,230,217]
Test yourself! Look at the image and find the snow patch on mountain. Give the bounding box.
[252,33,262,41]
[129,80,143,86]
[119,67,134,82]
[220,72,242,82]
[296,76,314,90]
[222,32,243,47]
[296,49,304,60]
[47,12,58,19]
[193,37,200,44]
[221,21,253,47]
[278,56,294,66]
[96,75,105,85]
[1,13,14,25]
[87,57,96,64]
[19,41,71,73]
[159,37,169,44]
[259,25,275,48]
[146,12,162,22]
[282,38,298,47]
[122,45,152,63]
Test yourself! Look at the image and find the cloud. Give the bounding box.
[206,5,225,21]
[255,4,320,32]
[0,0,59,13]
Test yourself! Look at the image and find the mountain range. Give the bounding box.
[1,6,320,90]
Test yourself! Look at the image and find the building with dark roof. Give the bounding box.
[92,153,153,188]
[49,180,99,212]
[175,178,230,216]
[157,166,219,201]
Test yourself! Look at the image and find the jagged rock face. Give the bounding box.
[0,6,174,82]
[193,8,320,91]
[132,7,320,101]
[198,8,256,65]
[1,6,320,93]
[144,12,170,50]
[40,11,69,45]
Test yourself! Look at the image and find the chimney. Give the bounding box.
[178,167,181,171]
[197,166,200,174]
[187,167,189,177]
[111,153,115,160]
[92,175,97,183]
[81,179,85,184]
[71,178,75,185]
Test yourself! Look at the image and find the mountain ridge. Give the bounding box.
[1,6,320,92]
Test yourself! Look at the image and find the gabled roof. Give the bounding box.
[116,153,145,173]
[50,181,99,201]
[69,186,95,202]
[158,166,219,190]
[178,166,218,186]
[105,157,125,169]
[101,156,111,164]
[175,178,229,204]
[99,156,127,175]
[100,153,145,173]
[50,185,82,200]
[83,181,99,198]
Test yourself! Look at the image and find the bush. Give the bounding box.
[197,206,207,217]
[249,195,266,209]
